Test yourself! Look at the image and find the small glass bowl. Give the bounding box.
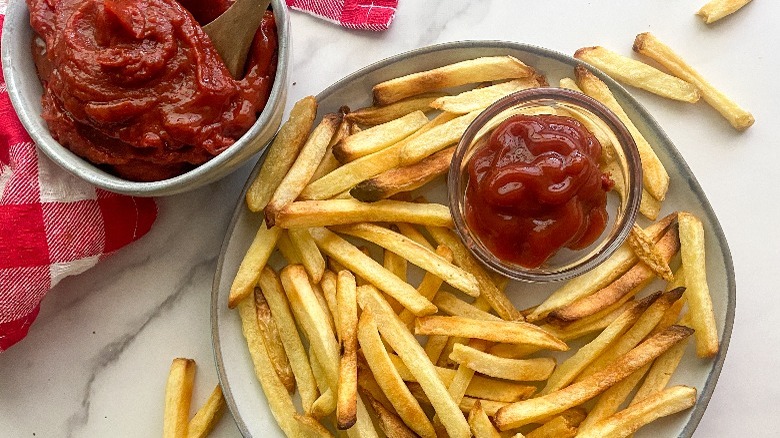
[448,87,642,283]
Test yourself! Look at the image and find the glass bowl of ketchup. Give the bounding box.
[449,87,642,282]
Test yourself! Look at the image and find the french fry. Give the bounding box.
[574,46,700,102]
[396,223,435,250]
[309,227,437,316]
[450,343,556,381]
[416,316,568,351]
[254,288,296,393]
[187,385,226,438]
[265,113,342,226]
[320,270,341,342]
[228,223,282,308]
[603,161,661,220]
[399,110,480,166]
[373,56,535,105]
[559,77,582,92]
[424,335,450,365]
[236,295,302,436]
[633,32,754,130]
[575,65,669,201]
[577,386,696,438]
[163,358,196,438]
[336,271,358,430]
[333,110,429,162]
[311,109,352,182]
[433,291,502,321]
[295,414,335,438]
[358,310,436,438]
[457,397,511,417]
[258,268,320,414]
[246,96,317,212]
[356,355,394,412]
[468,400,503,438]
[577,364,652,434]
[493,325,694,430]
[358,285,472,438]
[288,228,327,283]
[525,415,578,438]
[276,199,453,229]
[697,0,752,23]
[312,282,337,336]
[678,212,719,357]
[309,350,336,419]
[333,223,480,297]
[350,146,455,202]
[630,339,688,406]
[628,224,674,282]
[277,230,303,264]
[361,390,419,438]
[398,245,453,327]
[431,77,542,114]
[347,92,445,126]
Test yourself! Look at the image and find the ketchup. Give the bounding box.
[464,114,613,268]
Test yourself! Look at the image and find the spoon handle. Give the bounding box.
[203,0,273,79]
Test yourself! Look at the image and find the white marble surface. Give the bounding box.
[1,1,778,436]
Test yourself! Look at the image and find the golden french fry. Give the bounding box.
[697,0,752,23]
[295,414,335,438]
[396,223,435,250]
[258,267,320,414]
[288,228,327,283]
[336,271,358,430]
[575,65,669,201]
[493,325,694,430]
[311,108,352,182]
[603,161,660,220]
[228,222,282,308]
[309,349,336,419]
[416,316,568,351]
[163,358,196,438]
[433,291,502,321]
[319,270,341,342]
[560,77,582,92]
[678,212,719,358]
[350,146,455,202]
[577,386,696,438]
[525,415,578,438]
[633,32,754,130]
[358,310,436,438]
[358,285,472,438]
[424,335,450,365]
[577,364,652,434]
[630,340,688,406]
[457,397,511,417]
[628,224,674,282]
[361,390,419,438]
[334,110,429,162]
[347,92,445,126]
[450,343,556,381]
[246,96,317,212]
[276,199,453,229]
[265,113,342,226]
[373,56,535,105]
[575,46,699,102]
[468,400,502,438]
[276,230,302,264]
[187,385,226,438]
[399,110,480,166]
[254,288,296,393]
[431,78,542,114]
[333,223,480,297]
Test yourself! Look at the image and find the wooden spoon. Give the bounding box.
[203,0,272,79]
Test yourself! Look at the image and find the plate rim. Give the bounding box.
[211,39,736,438]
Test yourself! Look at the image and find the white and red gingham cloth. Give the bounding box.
[0,11,157,352]
[286,0,397,31]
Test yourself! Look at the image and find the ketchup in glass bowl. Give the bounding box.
[449,88,642,282]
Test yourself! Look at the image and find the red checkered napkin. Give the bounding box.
[0,13,157,352]
[286,0,398,31]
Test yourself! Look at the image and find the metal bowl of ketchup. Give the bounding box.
[1,0,290,196]
[449,87,642,282]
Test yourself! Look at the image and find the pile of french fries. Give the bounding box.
[223,55,721,437]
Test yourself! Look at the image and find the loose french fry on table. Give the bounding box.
[163,358,196,438]
[633,32,754,130]
[187,385,226,438]
[697,0,753,24]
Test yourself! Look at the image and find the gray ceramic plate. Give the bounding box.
[212,41,734,437]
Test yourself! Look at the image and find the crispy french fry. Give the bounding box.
[577,386,696,438]
[356,355,394,412]
[628,224,674,282]
[493,325,694,430]
[334,223,480,297]
[265,114,342,226]
[577,364,652,434]
[396,223,435,250]
[258,268,320,414]
[295,414,335,438]
[228,223,281,308]
[163,358,196,438]
[450,343,556,381]
[254,288,296,393]
[246,96,317,212]
[603,161,660,220]
[458,397,511,417]
[431,77,542,114]
[575,65,669,201]
[312,282,337,336]
[433,291,502,321]
[525,415,578,438]
[276,199,453,229]
[358,285,472,438]
[187,385,226,438]
[469,401,503,438]
[633,32,754,130]
[288,228,327,283]
[559,77,582,92]
[350,146,455,202]
[399,110,480,166]
[336,271,358,430]
[630,339,688,406]
[416,316,568,351]
[320,270,341,342]
[347,93,445,126]
[309,349,336,419]
[333,110,429,162]
[373,56,535,105]
[277,230,303,264]
[678,212,719,358]
[424,335,450,365]
[697,0,752,23]
[575,46,699,102]
[361,390,419,438]
[311,109,352,182]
